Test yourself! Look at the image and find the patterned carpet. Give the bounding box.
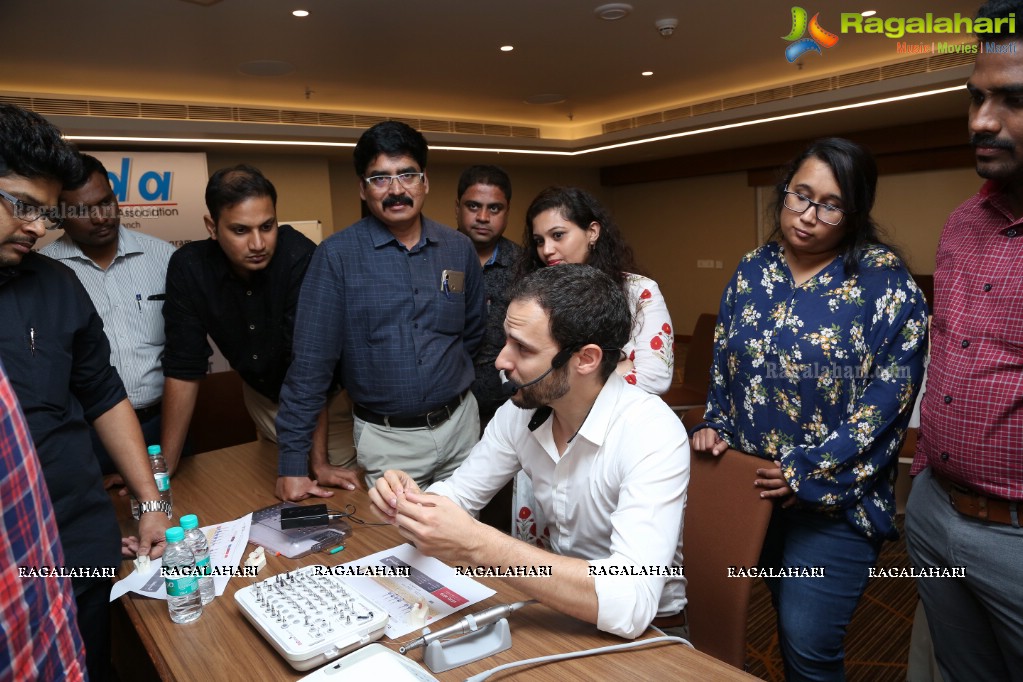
[744,517,917,681]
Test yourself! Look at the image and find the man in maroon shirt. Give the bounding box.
[905,2,1023,679]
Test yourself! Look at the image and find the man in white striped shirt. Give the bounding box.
[42,154,177,476]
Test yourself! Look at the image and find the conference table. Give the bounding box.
[111,441,754,681]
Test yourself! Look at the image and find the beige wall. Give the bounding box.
[195,149,985,339]
[608,172,758,336]
[206,153,334,232]
[608,166,984,336]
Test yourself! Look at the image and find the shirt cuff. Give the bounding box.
[277,452,309,478]
[587,558,653,640]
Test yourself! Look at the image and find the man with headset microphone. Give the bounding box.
[369,264,690,640]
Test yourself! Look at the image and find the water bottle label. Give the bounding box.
[154,472,170,492]
[195,555,211,576]
[165,574,198,596]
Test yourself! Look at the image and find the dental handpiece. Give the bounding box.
[399,600,537,654]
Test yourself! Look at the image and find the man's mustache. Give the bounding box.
[971,133,1015,151]
[382,195,414,209]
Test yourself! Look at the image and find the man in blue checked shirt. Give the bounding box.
[276,121,486,501]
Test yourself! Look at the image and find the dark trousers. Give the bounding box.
[76,579,113,682]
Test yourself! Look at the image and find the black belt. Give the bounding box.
[134,402,162,423]
[354,391,467,430]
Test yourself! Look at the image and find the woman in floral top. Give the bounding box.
[692,138,928,680]
[512,186,675,547]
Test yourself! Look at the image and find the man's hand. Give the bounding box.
[276,475,336,502]
[392,491,483,565]
[122,536,140,558]
[691,427,728,456]
[368,470,422,521]
[756,462,796,508]
[137,512,171,559]
[311,462,363,492]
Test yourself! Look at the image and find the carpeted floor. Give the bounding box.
[744,516,917,681]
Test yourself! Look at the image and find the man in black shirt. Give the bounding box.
[161,165,357,495]
[0,103,170,681]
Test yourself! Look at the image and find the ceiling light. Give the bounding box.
[500,45,514,52]
[641,71,653,77]
[861,10,876,17]
[292,9,309,17]
[64,86,964,158]
[594,3,632,21]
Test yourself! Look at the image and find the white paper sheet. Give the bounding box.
[110,513,252,601]
[338,543,496,639]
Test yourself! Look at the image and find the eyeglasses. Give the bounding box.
[782,189,847,226]
[0,187,63,230]
[363,172,425,190]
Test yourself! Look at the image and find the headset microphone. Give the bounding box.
[499,347,575,398]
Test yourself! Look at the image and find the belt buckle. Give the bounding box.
[425,406,450,430]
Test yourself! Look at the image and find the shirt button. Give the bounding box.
[414,323,419,329]
[418,359,423,365]
[249,324,256,330]
[983,283,992,292]
[940,452,950,462]
[961,339,970,349]
[246,290,253,296]
[944,395,953,404]
[252,354,258,360]
[1008,229,1018,237]
[414,288,419,295]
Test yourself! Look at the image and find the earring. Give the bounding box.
[588,242,596,251]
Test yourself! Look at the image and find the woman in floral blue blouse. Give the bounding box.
[692,138,928,681]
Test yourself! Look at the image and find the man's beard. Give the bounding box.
[510,366,570,410]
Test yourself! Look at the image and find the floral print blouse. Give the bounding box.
[620,273,675,394]
[701,242,928,540]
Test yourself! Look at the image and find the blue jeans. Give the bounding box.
[759,507,882,682]
[905,467,1023,682]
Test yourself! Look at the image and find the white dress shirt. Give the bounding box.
[41,227,176,409]
[429,372,690,639]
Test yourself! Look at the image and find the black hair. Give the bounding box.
[977,0,1023,38]
[768,137,902,277]
[64,153,110,191]
[0,104,81,185]
[515,186,640,288]
[507,264,630,380]
[457,165,512,202]
[205,164,277,224]
[353,121,428,177]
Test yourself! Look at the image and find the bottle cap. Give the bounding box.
[147,445,162,456]
[180,514,199,530]
[165,526,184,543]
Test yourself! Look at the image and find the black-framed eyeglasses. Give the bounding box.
[0,187,63,230]
[363,172,425,190]
[782,189,847,226]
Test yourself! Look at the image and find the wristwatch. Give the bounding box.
[137,499,172,517]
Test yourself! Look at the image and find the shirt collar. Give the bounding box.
[45,225,139,264]
[528,372,625,450]
[368,214,434,251]
[979,180,1023,225]
[484,241,500,267]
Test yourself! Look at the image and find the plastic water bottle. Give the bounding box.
[163,526,202,624]
[131,445,173,520]
[180,514,215,605]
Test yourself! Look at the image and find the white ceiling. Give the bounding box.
[4,0,981,164]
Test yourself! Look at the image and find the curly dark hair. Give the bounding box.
[514,186,641,288]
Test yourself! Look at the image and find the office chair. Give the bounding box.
[662,313,718,413]
[681,406,774,669]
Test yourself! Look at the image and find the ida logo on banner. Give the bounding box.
[782,7,840,62]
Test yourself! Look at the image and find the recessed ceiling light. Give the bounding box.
[641,71,653,77]
[500,45,514,52]
[861,10,876,17]
[292,9,309,17]
[594,3,633,21]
